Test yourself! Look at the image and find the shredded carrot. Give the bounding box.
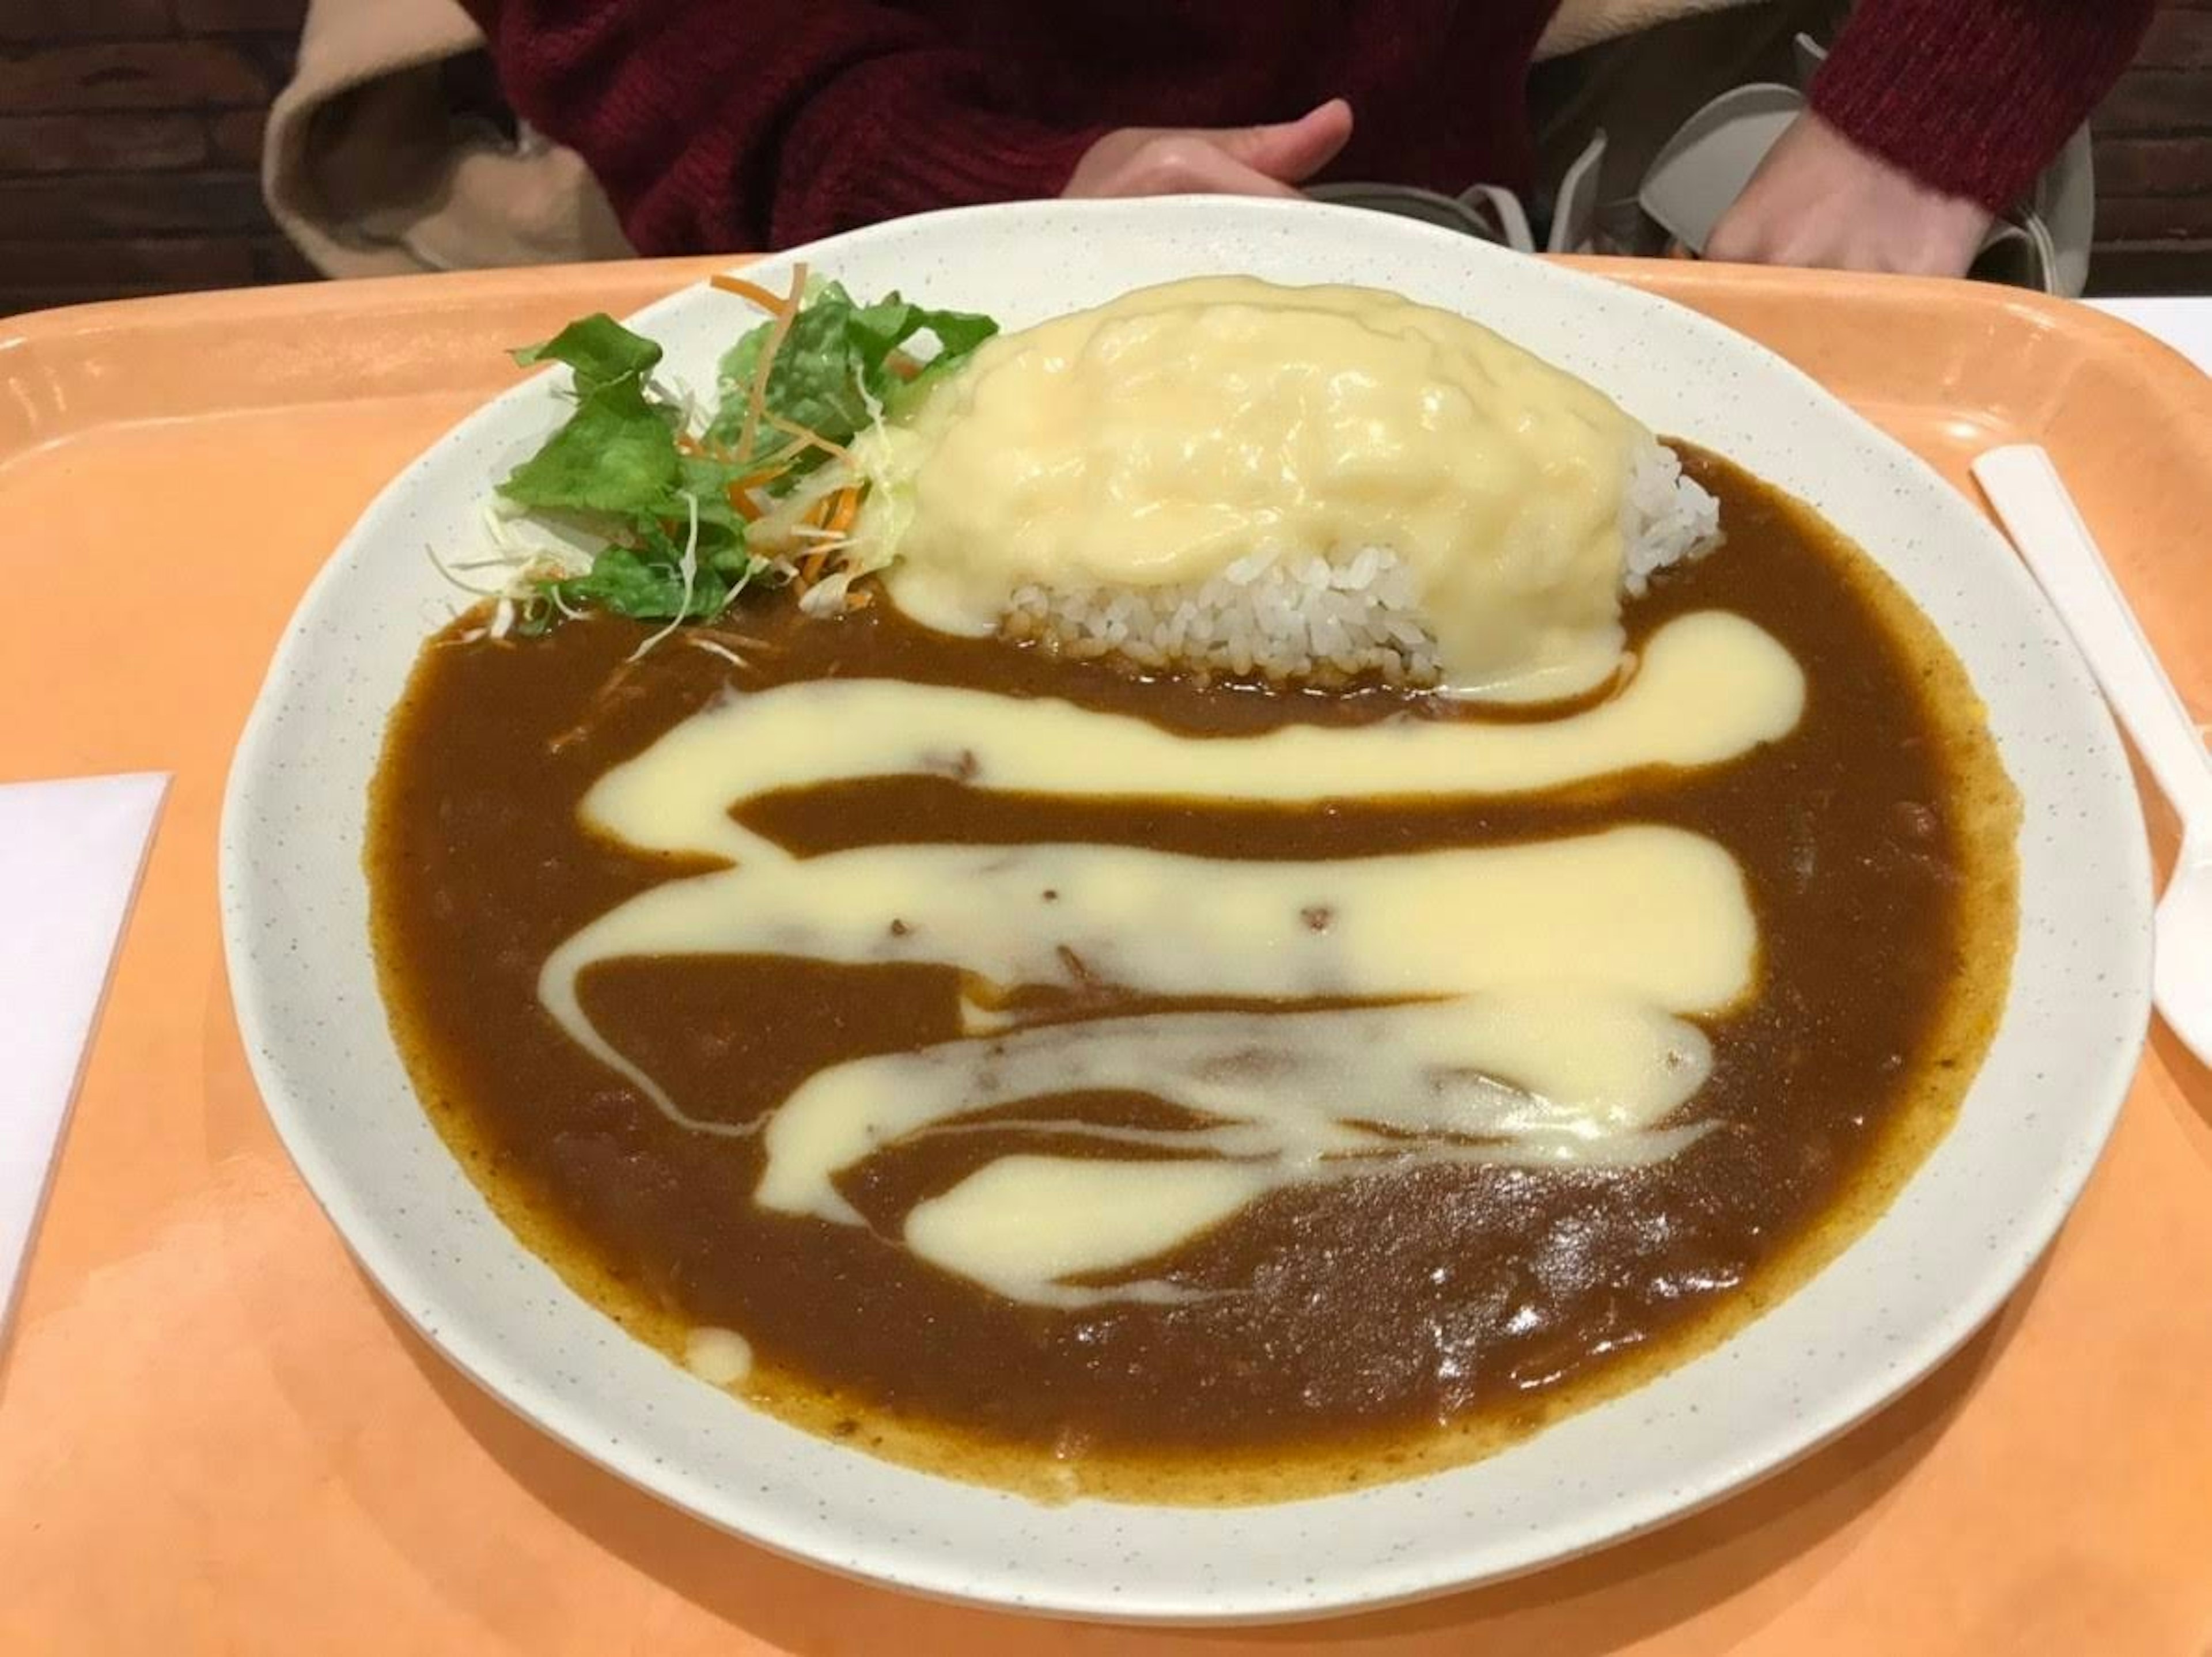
[734,261,810,467]
[675,433,701,456]
[709,272,790,313]
[765,412,854,465]
[720,449,808,524]
[824,487,861,537]
[729,462,791,495]
[798,547,832,586]
[846,588,873,611]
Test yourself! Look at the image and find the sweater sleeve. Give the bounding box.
[461,1,1108,253]
[1810,0,2154,211]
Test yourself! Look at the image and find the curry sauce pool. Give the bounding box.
[368,449,2017,1503]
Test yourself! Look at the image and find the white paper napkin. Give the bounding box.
[0,773,168,1336]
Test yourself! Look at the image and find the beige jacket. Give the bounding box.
[263,0,1762,278]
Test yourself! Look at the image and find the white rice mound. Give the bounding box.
[1000,439,1721,689]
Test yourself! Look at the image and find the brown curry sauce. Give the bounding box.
[367,449,2018,1501]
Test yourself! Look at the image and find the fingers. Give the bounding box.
[1217,98,1355,184]
[1703,112,1990,278]
[1071,135,1309,199]
[1129,139,1311,198]
[1060,100,1355,202]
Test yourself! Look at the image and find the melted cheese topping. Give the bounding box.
[579,611,1803,863]
[765,996,1718,1307]
[544,824,1755,1125]
[682,1326,753,1385]
[534,619,1801,1306]
[853,276,1646,698]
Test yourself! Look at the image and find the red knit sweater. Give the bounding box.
[460,0,2152,256]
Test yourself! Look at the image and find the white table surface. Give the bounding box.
[2088,295,2212,377]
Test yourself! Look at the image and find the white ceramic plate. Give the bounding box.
[221,199,2152,1623]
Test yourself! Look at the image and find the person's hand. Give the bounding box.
[1705,111,1993,278]
[1063,99,1354,200]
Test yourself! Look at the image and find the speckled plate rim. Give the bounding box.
[219,198,2153,1624]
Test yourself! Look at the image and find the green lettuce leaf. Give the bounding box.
[499,376,682,517]
[706,281,997,477]
[512,313,663,396]
[540,518,754,627]
[676,452,753,539]
[544,544,702,619]
[499,357,749,625]
[495,282,997,634]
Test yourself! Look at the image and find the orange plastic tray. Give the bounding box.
[1,260,2207,1656]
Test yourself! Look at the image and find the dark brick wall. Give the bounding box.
[0,0,2205,316]
[0,0,313,317]
[2093,2,2212,293]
